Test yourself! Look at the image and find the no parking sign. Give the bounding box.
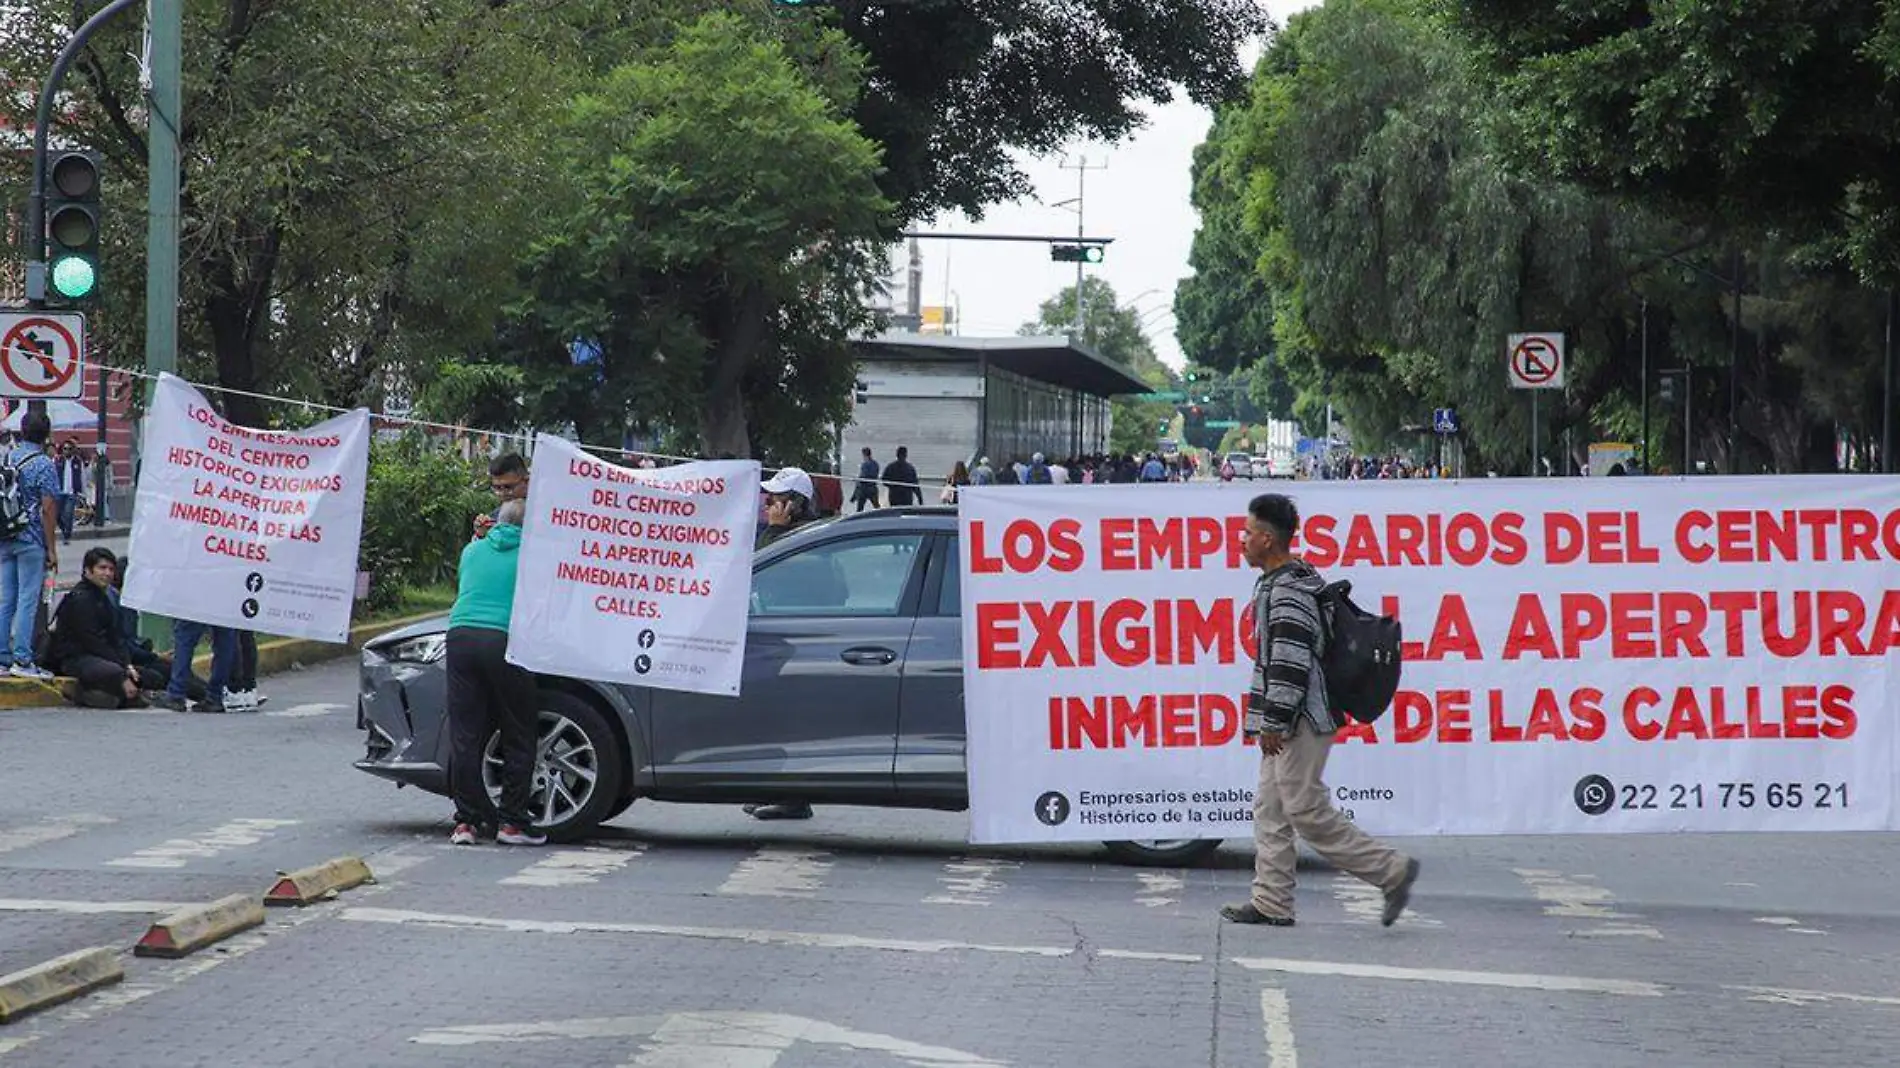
[0,310,87,400]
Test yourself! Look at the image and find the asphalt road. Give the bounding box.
[1,659,1897,1067]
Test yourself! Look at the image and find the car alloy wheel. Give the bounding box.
[483,709,600,831]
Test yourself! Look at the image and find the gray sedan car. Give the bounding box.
[355,506,1222,866]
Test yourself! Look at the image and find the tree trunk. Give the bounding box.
[201,221,282,427]
[700,280,768,458]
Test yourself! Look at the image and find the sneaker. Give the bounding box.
[251,691,269,708]
[223,690,256,712]
[496,824,547,846]
[9,664,53,680]
[1381,858,1421,927]
[189,699,227,714]
[449,823,479,846]
[1220,903,1296,927]
[149,692,189,712]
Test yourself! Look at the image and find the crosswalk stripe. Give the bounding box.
[1134,872,1185,908]
[0,814,114,855]
[1330,874,1441,927]
[104,818,300,869]
[923,858,1018,906]
[501,846,643,888]
[717,847,831,899]
[1512,868,1662,940]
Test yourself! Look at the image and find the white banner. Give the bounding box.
[960,478,1900,842]
[506,434,758,696]
[123,374,369,643]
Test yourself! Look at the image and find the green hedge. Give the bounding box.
[357,434,494,612]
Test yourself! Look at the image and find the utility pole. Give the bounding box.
[1058,155,1107,339]
[146,0,183,377]
[1639,299,1650,474]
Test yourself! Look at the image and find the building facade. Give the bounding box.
[841,333,1145,492]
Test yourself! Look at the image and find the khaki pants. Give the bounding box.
[1250,721,1408,918]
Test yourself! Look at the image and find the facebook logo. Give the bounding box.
[1033,791,1071,827]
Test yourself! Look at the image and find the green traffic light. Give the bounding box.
[50,255,96,299]
[1082,246,1103,264]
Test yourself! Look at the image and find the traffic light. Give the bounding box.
[45,151,101,303]
[1185,371,1199,383]
[1050,244,1105,264]
[1658,372,1677,405]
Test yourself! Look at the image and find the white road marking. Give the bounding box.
[718,847,831,899]
[1753,916,1800,925]
[413,1012,1007,1066]
[340,906,1206,965]
[0,898,183,915]
[1260,988,1299,1068]
[1134,872,1184,909]
[0,814,113,855]
[366,846,433,879]
[1232,956,1667,998]
[264,702,346,718]
[1512,868,1662,940]
[1729,985,1900,1009]
[923,858,1016,906]
[502,846,642,888]
[1725,881,1759,888]
[1331,875,1441,927]
[104,818,299,869]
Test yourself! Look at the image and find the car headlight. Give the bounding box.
[384,634,447,664]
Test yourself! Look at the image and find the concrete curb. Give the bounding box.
[0,678,70,711]
[265,856,374,907]
[134,893,266,958]
[0,947,124,1024]
[189,609,446,678]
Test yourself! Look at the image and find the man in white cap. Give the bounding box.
[757,466,816,549]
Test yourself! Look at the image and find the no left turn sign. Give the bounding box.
[0,311,87,400]
[1507,332,1564,391]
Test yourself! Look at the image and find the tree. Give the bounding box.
[1020,276,1178,455]
[0,0,565,423]
[516,11,889,459]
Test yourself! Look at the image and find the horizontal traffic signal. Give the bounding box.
[1050,244,1105,264]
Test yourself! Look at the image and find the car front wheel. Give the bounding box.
[1102,839,1223,867]
[483,691,627,842]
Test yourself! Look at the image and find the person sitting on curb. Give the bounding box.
[40,547,144,709]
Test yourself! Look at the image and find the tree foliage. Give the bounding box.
[1020,276,1179,456]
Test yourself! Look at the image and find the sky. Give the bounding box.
[905,3,1309,372]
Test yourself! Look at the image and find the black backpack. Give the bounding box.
[1316,580,1403,724]
[0,451,35,541]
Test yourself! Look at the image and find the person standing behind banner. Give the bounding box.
[882,446,920,506]
[224,631,267,711]
[446,497,544,847]
[152,618,237,714]
[473,452,530,540]
[853,447,880,512]
[1221,493,1420,929]
[1,410,60,679]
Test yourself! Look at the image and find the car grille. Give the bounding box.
[363,723,396,762]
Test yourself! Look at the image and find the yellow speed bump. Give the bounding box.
[0,947,124,1024]
[134,893,266,958]
[264,856,374,907]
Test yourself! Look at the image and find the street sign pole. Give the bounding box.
[1530,391,1539,478]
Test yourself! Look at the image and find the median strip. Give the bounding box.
[135,893,266,958]
[0,947,124,1024]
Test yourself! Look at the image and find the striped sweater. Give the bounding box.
[1250,559,1339,735]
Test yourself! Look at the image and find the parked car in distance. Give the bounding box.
[355,507,1224,867]
[1223,452,1255,480]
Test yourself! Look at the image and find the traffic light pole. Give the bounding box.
[23,0,144,308]
[146,0,183,377]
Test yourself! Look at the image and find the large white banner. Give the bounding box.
[123,374,369,643]
[507,434,758,696]
[961,477,1900,842]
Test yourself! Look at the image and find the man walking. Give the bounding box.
[1222,492,1420,928]
[0,410,60,678]
[882,446,920,506]
[446,497,543,846]
[853,447,880,512]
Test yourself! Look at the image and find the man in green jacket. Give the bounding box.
[446,498,544,846]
